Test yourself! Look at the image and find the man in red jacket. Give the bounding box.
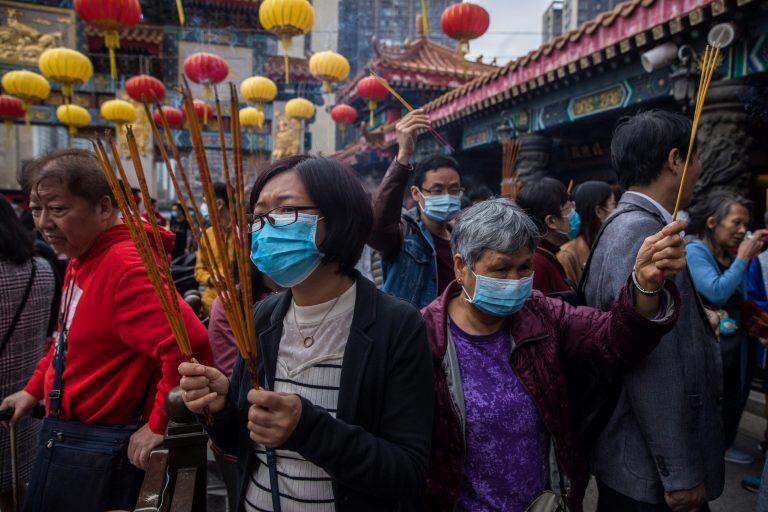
[0,149,213,512]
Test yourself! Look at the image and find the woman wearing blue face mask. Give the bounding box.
[178,156,434,512]
[516,177,580,294]
[421,198,687,512]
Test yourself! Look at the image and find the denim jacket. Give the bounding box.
[381,207,438,308]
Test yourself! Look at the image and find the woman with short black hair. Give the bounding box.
[516,178,578,293]
[180,156,434,512]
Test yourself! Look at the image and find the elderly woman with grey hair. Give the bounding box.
[686,191,768,465]
[421,198,687,512]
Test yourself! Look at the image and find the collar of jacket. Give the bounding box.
[422,280,549,363]
[255,271,377,422]
[616,192,668,224]
[402,206,436,252]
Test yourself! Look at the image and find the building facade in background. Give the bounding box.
[338,0,455,75]
[542,1,564,43]
[562,0,619,31]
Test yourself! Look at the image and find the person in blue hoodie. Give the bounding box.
[687,191,768,465]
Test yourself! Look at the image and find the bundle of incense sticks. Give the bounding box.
[567,179,575,195]
[672,44,722,220]
[500,139,521,199]
[93,134,194,361]
[369,71,455,153]
[150,81,259,387]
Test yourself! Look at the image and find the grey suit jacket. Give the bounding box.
[584,192,724,504]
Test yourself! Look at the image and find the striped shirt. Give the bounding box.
[244,283,356,512]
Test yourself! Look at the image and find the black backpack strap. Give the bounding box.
[0,262,36,357]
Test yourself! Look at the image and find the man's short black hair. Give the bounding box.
[611,110,695,189]
[468,185,493,203]
[516,177,568,235]
[213,181,228,206]
[249,155,373,277]
[413,154,461,189]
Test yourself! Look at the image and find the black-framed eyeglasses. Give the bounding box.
[420,186,465,196]
[249,205,320,233]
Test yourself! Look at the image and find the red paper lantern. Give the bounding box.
[153,106,183,129]
[0,95,26,122]
[0,94,25,145]
[331,103,357,138]
[331,104,357,124]
[440,3,490,56]
[183,99,213,126]
[183,53,229,96]
[74,0,142,80]
[356,76,389,127]
[126,75,166,103]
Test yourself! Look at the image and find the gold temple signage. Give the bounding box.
[569,84,628,120]
[0,2,75,66]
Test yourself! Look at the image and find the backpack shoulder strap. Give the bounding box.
[576,204,656,296]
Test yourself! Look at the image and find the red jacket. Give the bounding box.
[533,239,572,294]
[421,280,679,511]
[24,223,213,434]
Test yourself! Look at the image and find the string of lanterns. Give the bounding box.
[0,0,499,150]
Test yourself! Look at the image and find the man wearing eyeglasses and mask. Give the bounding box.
[370,109,464,308]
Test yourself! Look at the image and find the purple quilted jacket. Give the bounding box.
[421,279,679,512]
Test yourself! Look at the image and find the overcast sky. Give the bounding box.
[464,0,554,65]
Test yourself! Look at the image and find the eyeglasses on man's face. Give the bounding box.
[420,186,465,196]
[248,205,320,233]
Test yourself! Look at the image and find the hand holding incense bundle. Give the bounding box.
[672,44,722,220]
[369,71,455,153]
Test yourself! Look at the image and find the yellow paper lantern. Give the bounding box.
[1,70,51,125]
[309,51,350,94]
[285,98,314,120]
[39,48,93,100]
[240,76,277,112]
[239,107,265,131]
[57,104,91,136]
[259,0,314,82]
[100,99,136,127]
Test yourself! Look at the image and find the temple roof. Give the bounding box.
[336,36,499,101]
[84,24,164,46]
[421,0,720,126]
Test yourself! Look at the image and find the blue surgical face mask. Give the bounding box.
[200,202,209,220]
[567,209,581,240]
[419,192,462,223]
[557,208,581,240]
[250,213,324,288]
[462,269,534,317]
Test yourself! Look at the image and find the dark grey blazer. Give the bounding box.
[584,192,724,504]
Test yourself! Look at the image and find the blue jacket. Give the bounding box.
[748,257,768,311]
[381,208,438,309]
[686,239,748,306]
[369,160,440,309]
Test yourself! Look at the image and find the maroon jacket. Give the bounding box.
[421,279,679,511]
[533,238,572,294]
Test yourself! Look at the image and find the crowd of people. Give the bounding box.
[1,108,768,512]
